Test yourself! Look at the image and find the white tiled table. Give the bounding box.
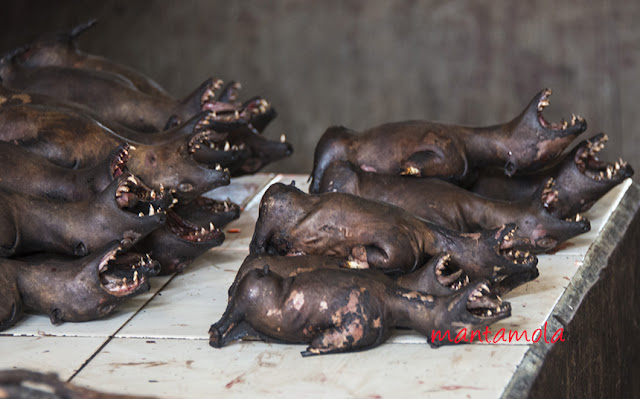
[0,175,634,399]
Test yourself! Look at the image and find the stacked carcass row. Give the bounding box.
[210,88,633,356]
[0,21,292,331]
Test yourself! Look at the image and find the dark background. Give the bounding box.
[1,1,637,179]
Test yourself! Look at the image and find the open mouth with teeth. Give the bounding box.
[466,282,511,319]
[497,228,536,265]
[165,209,224,244]
[574,133,632,182]
[98,245,160,297]
[200,79,243,119]
[199,79,275,130]
[537,88,585,132]
[433,254,469,291]
[188,128,248,167]
[109,144,130,179]
[115,174,169,218]
[541,178,591,224]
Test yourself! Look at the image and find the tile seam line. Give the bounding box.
[66,273,178,383]
[65,173,278,379]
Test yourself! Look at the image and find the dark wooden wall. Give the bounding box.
[1,1,637,179]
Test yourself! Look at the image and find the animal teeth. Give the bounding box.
[149,205,155,216]
[138,212,144,217]
[402,166,420,176]
[172,198,179,204]
[215,164,222,171]
[486,310,492,317]
[129,145,137,150]
[575,213,581,222]
[224,142,230,151]
[538,99,550,110]
[232,145,239,151]
[209,222,215,231]
[200,227,206,235]
[133,271,138,283]
[280,133,287,143]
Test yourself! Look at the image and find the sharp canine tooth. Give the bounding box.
[209,222,215,231]
[224,142,230,151]
[127,176,137,184]
[576,213,581,222]
[149,205,155,216]
[280,133,286,143]
[134,271,138,283]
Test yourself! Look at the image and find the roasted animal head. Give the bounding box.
[548,133,634,219]
[18,240,160,325]
[503,88,587,176]
[126,111,231,202]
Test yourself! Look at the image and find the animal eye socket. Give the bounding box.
[537,238,553,248]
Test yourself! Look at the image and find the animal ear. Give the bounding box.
[73,241,88,257]
[49,308,63,325]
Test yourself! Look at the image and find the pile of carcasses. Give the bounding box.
[0,21,292,331]
[210,88,634,356]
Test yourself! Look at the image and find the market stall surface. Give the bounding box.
[1,174,633,399]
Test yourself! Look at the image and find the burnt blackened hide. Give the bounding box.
[310,89,586,192]
[210,267,510,355]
